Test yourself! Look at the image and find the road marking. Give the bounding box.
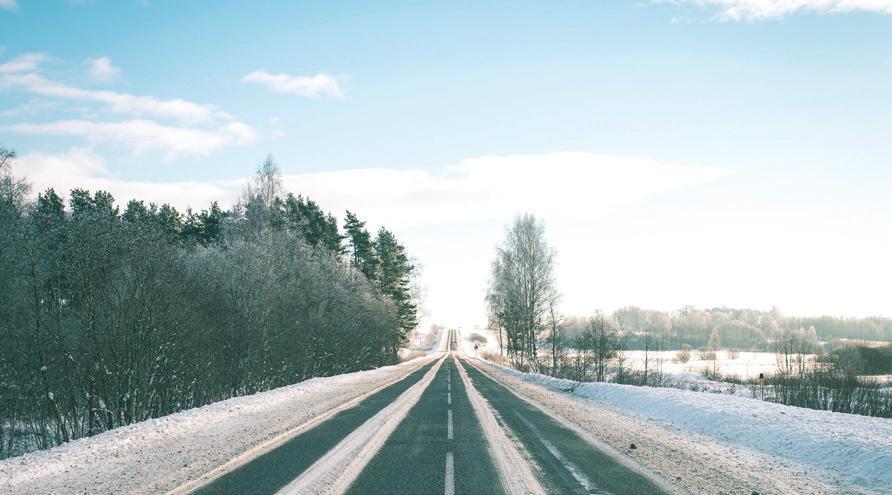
[444,452,455,495]
[447,392,451,405]
[447,409,454,440]
[453,357,546,495]
[513,410,598,494]
[167,357,439,495]
[277,355,447,494]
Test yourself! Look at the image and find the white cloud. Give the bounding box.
[2,72,229,124]
[13,149,240,211]
[0,53,47,74]
[12,150,723,227]
[277,152,724,230]
[3,119,256,157]
[0,0,17,11]
[661,0,892,20]
[242,70,344,98]
[0,53,257,157]
[84,56,120,81]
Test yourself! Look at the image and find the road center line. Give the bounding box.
[447,409,454,440]
[447,392,451,405]
[444,452,455,495]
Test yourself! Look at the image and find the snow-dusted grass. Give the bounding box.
[489,362,892,494]
[0,355,438,495]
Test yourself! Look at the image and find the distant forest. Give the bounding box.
[0,147,418,459]
[561,306,892,352]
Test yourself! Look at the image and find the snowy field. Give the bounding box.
[459,328,817,379]
[622,349,811,380]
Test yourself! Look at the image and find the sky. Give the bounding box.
[2,0,891,327]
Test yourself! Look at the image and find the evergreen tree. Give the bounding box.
[344,210,378,281]
[284,194,343,254]
[156,204,183,239]
[375,227,418,335]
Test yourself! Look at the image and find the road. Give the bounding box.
[190,330,671,494]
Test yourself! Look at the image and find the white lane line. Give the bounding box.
[454,357,546,495]
[445,452,455,495]
[447,392,452,405]
[167,356,438,495]
[448,381,451,391]
[513,411,598,494]
[277,356,446,495]
[447,409,454,440]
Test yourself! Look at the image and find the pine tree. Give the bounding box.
[344,210,378,281]
[375,228,417,334]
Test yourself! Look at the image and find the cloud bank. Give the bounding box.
[12,150,723,226]
[660,0,892,19]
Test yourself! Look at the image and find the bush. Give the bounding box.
[480,351,506,365]
[468,332,488,344]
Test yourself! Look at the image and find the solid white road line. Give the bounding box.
[513,411,597,493]
[166,356,439,495]
[444,452,455,495]
[447,409,454,440]
[277,355,446,495]
[453,357,546,495]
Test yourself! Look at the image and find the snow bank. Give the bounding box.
[494,364,892,492]
[0,355,437,494]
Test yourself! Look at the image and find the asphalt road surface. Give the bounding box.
[192,330,670,494]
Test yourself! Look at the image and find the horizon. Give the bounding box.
[3,0,892,326]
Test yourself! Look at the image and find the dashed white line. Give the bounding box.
[447,392,452,405]
[447,409,454,440]
[444,452,455,495]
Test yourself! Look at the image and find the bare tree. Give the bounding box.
[547,300,564,377]
[486,214,558,370]
[589,316,618,382]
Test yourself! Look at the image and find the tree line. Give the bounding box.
[0,149,418,459]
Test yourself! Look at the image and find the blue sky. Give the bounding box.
[2,0,892,325]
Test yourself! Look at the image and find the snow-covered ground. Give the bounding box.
[623,349,812,380]
[399,325,446,360]
[470,356,892,494]
[0,354,439,494]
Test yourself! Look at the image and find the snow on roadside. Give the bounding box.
[483,360,892,494]
[0,355,437,495]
